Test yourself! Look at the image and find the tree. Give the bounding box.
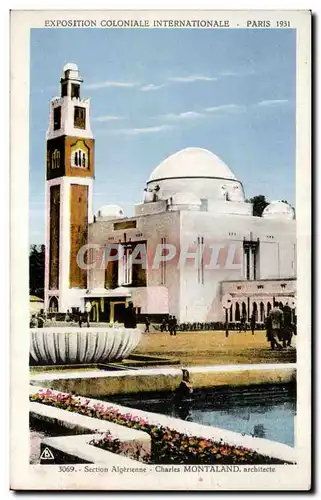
[29,244,45,299]
[247,195,269,217]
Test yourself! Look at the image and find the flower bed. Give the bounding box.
[30,390,290,465]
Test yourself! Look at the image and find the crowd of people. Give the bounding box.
[160,315,178,335]
[238,314,256,334]
[142,314,179,335]
[30,299,296,351]
[265,301,296,350]
[29,312,45,328]
[235,302,296,349]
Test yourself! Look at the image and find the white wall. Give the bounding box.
[178,211,246,322]
[147,177,244,206]
[88,208,296,323]
[259,242,280,279]
[89,211,181,316]
[251,217,296,280]
[178,211,296,323]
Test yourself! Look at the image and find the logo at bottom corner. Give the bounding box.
[40,447,55,461]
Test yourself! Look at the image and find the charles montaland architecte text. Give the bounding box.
[44,19,230,28]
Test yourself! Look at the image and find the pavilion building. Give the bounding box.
[45,64,296,324]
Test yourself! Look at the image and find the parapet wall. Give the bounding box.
[30,364,296,396]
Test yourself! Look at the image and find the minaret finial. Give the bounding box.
[60,62,83,98]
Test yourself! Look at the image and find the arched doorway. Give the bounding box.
[235,302,240,321]
[260,302,265,322]
[242,302,247,320]
[48,296,59,312]
[267,302,272,315]
[229,304,233,322]
[252,302,258,321]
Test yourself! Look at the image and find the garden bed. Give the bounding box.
[30,389,294,465]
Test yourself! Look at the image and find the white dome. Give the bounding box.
[62,63,81,81]
[170,192,202,206]
[145,147,245,207]
[262,200,295,220]
[63,62,78,73]
[148,147,236,183]
[96,204,125,220]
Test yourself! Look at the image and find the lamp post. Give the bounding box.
[222,294,233,338]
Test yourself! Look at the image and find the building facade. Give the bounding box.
[45,64,297,324]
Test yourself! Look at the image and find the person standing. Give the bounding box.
[176,369,193,398]
[144,316,151,333]
[268,302,284,350]
[174,369,193,421]
[239,314,247,333]
[85,302,92,328]
[123,301,137,329]
[37,313,45,328]
[265,314,272,345]
[250,312,256,335]
[30,314,38,328]
[65,309,71,323]
[160,317,167,332]
[168,315,173,335]
[282,302,293,347]
[78,308,83,328]
[172,315,178,336]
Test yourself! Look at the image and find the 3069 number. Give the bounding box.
[59,466,76,472]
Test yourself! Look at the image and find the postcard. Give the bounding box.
[10,9,311,491]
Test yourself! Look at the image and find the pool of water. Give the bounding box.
[104,384,296,447]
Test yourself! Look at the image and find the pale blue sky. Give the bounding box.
[30,28,296,244]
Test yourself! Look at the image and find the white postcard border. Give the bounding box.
[10,9,311,491]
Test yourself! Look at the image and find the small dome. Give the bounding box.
[62,63,81,81]
[96,204,125,220]
[262,200,295,220]
[63,62,78,73]
[170,192,202,206]
[148,147,236,183]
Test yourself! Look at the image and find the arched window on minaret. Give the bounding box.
[71,83,80,99]
[61,82,68,97]
[82,152,86,167]
[52,149,60,169]
[75,151,78,166]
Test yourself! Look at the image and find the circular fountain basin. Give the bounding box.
[30,327,142,365]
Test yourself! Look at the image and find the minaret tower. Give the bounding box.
[45,63,94,312]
